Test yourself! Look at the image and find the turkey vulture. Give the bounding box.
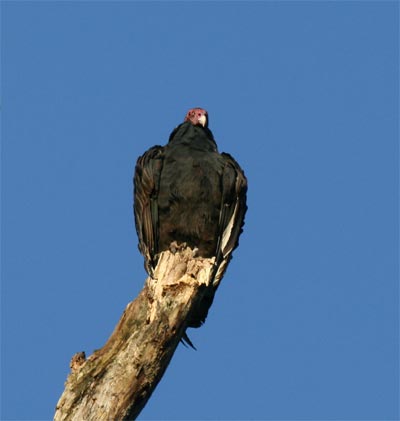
[134,108,247,331]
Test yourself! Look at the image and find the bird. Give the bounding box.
[133,107,247,340]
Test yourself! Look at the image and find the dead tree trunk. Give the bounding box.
[54,247,215,421]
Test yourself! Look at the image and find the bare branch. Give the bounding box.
[54,248,215,421]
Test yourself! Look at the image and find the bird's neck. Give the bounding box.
[168,122,218,152]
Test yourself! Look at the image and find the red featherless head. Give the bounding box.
[184,108,208,128]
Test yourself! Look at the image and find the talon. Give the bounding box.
[170,241,179,253]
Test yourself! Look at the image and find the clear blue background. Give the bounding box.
[2,2,398,420]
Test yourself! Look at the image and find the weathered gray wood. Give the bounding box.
[54,248,215,421]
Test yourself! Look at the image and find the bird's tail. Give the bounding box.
[180,331,197,350]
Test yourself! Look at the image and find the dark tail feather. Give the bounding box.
[181,331,197,350]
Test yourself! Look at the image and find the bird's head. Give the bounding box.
[184,108,208,128]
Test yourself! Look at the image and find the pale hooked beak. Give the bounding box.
[198,114,207,127]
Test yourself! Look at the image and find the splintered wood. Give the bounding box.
[54,248,215,421]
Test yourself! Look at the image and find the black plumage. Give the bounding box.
[134,108,247,329]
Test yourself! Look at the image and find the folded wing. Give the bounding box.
[214,152,248,287]
[133,145,164,276]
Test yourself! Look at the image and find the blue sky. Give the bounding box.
[2,2,398,420]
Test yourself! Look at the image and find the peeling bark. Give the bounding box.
[54,248,215,421]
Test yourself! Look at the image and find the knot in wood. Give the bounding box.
[70,351,86,372]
